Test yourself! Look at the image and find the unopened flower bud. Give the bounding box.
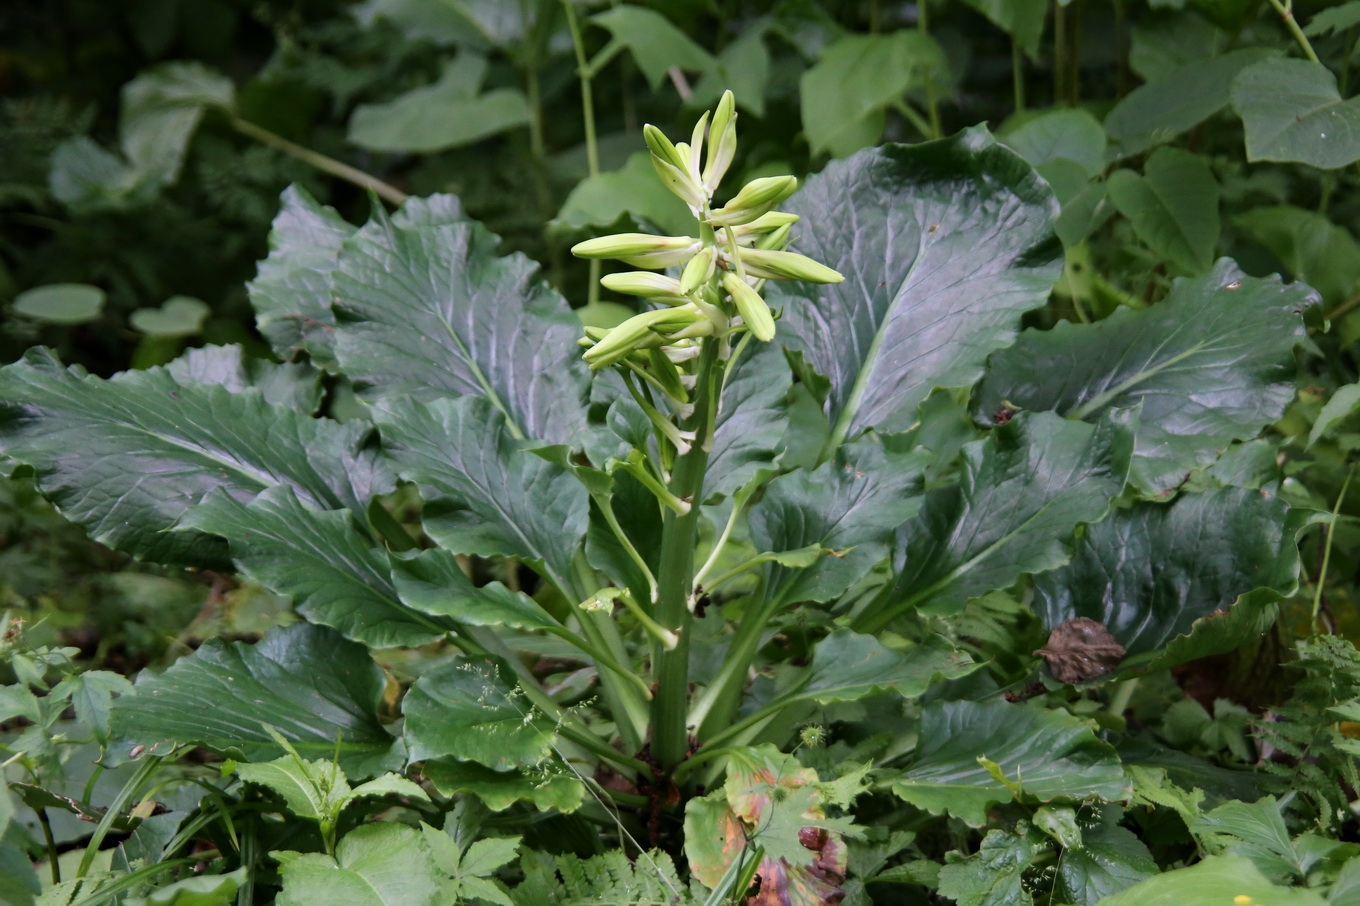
[645,125,708,209]
[571,233,702,269]
[702,91,737,192]
[730,212,800,245]
[722,271,776,342]
[738,248,844,284]
[755,223,792,251]
[583,305,702,369]
[707,176,798,227]
[601,271,689,304]
[679,247,717,294]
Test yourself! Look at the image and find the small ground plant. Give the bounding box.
[0,83,1351,906]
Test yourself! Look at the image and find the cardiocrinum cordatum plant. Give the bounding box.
[0,87,1319,905]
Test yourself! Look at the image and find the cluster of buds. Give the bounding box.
[571,91,843,395]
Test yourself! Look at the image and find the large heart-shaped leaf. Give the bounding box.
[1033,488,1299,658]
[1104,49,1276,158]
[892,700,1127,827]
[974,261,1314,491]
[374,396,588,594]
[178,486,447,649]
[0,349,391,567]
[330,205,588,445]
[1232,58,1360,169]
[768,128,1061,446]
[859,410,1133,630]
[110,624,403,776]
[248,186,356,365]
[402,658,556,770]
[748,440,930,608]
[1107,147,1220,275]
[799,32,948,159]
[589,6,716,91]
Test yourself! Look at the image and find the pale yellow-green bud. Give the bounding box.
[702,91,737,192]
[645,125,707,209]
[582,305,702,369]
[738,248,844,284]
[601,271,689,304]
[707,175,799,227]
[722,271,776,342]
[571,233,702,269]
[730,211,800,245]
[688,112,710,185]
[679,247,717,294]
[755,223,792,251]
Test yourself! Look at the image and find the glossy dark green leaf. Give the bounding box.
[1057,813,1158,905]
[975,262,1314,491]
[769,129,1061,443]
[247,186,356,365]
[706,341,791,500]
[892,700,1127,827]
[348,56,530,153]
[179,486,445,649]
[111,624,403,776]
[1232,58,1360,169]
[1033,488,1298,659]
[792,629,975,704]
[1107,148,1219,274]
[402,658,556,770]
[799,32,947,158]
[374,397,588,593]
[331,205,588,445]
[1105,49,1276,157]
[0,349,392,567]
[422,759,584,813]
[936,829,1040,906]
[862,411,1133,629]
[748,440,929,607]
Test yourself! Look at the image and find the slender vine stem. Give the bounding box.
[1312,463,1354,628]
[563,0,602,308]
[1266,0,1321,63]
[917,0,943,138]
[229,117,407,206]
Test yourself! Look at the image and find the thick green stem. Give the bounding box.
[650,339,721,771]
[229,117,407,206]
[1012,41,1025,113]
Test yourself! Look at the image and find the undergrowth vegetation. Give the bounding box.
[3,1,1360,904]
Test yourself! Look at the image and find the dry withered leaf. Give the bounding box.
[1034,617,1126,683]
